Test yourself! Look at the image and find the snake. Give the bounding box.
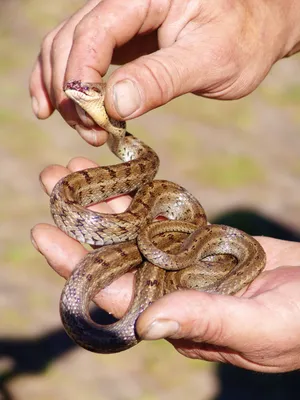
[50,80,266,354]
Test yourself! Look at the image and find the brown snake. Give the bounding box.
[50,80,266,354]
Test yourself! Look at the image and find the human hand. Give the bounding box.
[29,0,300,145]
[31,158,300,373]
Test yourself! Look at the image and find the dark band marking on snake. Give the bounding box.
[50,81,266,353]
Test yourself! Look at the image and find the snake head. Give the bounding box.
[64,80,125,133]
[64,80,106,104]
[64,80,109,126]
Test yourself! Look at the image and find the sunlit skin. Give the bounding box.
[29,0,300,372]
[30,0,300,145]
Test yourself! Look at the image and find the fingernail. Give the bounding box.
[31,96,39,117]
[140,319,180,340]
[38,175,47,194]
[113,79,141,118]
[30,231,40,253]
[75,125,108,146]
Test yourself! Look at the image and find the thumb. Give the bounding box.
[136,290,275,350]
[105,42,225,119]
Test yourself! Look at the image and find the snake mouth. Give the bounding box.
[64,81,106,106]
[64,80,93,104]
[64,80,90,94]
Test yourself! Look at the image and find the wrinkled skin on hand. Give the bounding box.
[30,0,300,145]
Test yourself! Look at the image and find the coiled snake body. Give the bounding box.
[50,81,266,353]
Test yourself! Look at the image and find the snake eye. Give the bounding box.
[91,86,101,93]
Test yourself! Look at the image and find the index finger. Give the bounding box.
[65,0,168,83]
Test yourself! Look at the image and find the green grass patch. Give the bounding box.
[129,122,156,147]
[0,108,50,157]
[133,394,157,400]
[2,308,30,329]
[165,125,202,160]
[189,154,265,189]
[0,36,28,73]
[2,242,36,266]
[291,160,300,176]
[260,84,300,107]
[162,94,253,130]
[140,339,212,391]
[28,291,51,309]
[23,0,84,31]
[185,357,215,371]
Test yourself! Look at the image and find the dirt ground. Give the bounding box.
[1,1,300,399]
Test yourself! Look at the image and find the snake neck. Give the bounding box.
[64,80,131,157]
[106,127,127,156]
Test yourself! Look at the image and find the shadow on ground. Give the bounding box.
[216,363,300,400]
[1,210,300,400]
[0,310,116,400]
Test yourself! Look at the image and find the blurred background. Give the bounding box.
[1,1,300,399]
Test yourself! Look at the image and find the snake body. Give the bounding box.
[50,81,266,353]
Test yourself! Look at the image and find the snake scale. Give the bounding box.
[50,80,266,354]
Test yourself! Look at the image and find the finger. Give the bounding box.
[65,0,224,120]
[65,0,167,84]
[74,124,108,147]
[105,37,233,119]
[94,271,134,318]
[39,164,69,195]
[31,223,133,316]
[67,156,98,171]
[144,269,300,372]
[50,0,103,127]
[29,55,54,119]
[29,20,66,119]
[257,236,300,271]
[136,290,282,352]
[31,223,87,278]
[50,1,101,104]
[29,1,100,113]
[30,0,110,145]
[106,194,132,213]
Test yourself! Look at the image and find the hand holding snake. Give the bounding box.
[49,81,265,354]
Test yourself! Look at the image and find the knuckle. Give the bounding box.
[73,16,110,51]
[73,20,86,39]
[29,59,40,91]
[73,20,103,57]
[73,17,95,41]
[41,30,56,50]
[51,32,64,55]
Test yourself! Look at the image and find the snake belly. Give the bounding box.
[51,80,266,354]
